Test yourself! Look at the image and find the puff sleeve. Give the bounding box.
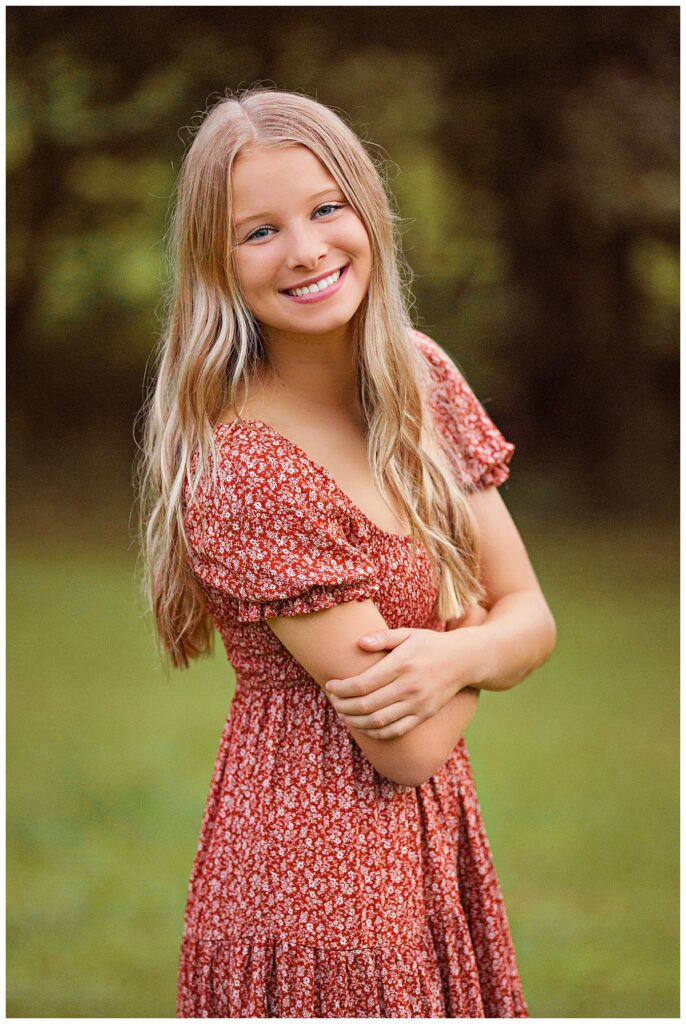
[184,433,381,624]
[415,330,515,491]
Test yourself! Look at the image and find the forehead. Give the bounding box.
[231,144,339,209]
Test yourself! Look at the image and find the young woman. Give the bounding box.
[137,87,556,1018]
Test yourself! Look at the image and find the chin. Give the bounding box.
[291,314,353,334]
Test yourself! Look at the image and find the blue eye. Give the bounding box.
[314,202,345,217]
[243,202,345,243]
[245,225,274,242]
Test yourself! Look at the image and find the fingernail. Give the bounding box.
[361,635,377,644]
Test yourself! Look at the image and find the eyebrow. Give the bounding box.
[233,186,343,232]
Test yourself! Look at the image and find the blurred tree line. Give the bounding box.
[7,7,678,524]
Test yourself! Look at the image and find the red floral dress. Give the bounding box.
[176,330,528,1018]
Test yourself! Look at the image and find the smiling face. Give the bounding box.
[230,144,373,342]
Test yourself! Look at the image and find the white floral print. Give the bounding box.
[176,331,526,1018]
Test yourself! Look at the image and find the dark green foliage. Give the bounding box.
[7,8,679,514]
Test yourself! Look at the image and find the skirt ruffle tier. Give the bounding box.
[177,907,528,1018]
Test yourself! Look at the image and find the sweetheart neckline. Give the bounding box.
[214,418,416,543]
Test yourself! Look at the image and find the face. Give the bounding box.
[230,144,372,342]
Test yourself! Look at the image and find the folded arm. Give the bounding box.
[463,485,557,691]
[266,598,480,789]
[322,486,556,733]
[266,487,555,787]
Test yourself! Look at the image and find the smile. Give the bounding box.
[280,265,349,303]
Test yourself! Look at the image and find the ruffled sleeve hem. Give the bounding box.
[461,436,516,492]
[236,577,382,624]
[413,330,516,491]
[184,426,384,621]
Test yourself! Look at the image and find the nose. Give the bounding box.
[285,221,328,271]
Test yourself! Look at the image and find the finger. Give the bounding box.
[357,627,413,651]
[329,681,405,717]
[336,700,417,733]
[350,713,424,741]
[325,663,399,698]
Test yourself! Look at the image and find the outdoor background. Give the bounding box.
[7,7,679,1018]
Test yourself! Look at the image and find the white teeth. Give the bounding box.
[286,267,343,297]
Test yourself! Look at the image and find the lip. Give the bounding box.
[280,264,349,304]
[280,264,348,291]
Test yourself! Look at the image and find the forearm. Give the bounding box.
[369,590,556,782]
[361,591,555,782]
[410,684,481,778]
[467,590,557,693]
[349,685,480,788]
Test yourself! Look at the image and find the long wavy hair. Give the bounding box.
[135,86,486,670]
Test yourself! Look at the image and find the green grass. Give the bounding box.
[7,518,679,1017]
[467,518,679,1017]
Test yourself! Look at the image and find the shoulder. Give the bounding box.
[410,328,467,387]
[192,422,317,502]
[410,328,475,405]
[410,327,452,369]
[184,421,342,541]
[181,421,379,618]
[409,328,515,489]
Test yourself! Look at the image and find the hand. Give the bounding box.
[325,605,489,739]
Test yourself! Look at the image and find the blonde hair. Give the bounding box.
[135,86,485,669]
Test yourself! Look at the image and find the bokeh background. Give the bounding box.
[7,7,679,1018]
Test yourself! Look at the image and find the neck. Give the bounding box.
[259,322,360,416]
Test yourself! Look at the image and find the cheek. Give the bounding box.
[348,214,371,252]
[350,220,372,270]
[354,232,373,281]
[234,250,276,298]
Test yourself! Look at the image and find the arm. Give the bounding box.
[266,599,480,788]
[462,485,557,691]
[325,487,556,753]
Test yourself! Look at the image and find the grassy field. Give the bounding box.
[7,516,679,1017]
